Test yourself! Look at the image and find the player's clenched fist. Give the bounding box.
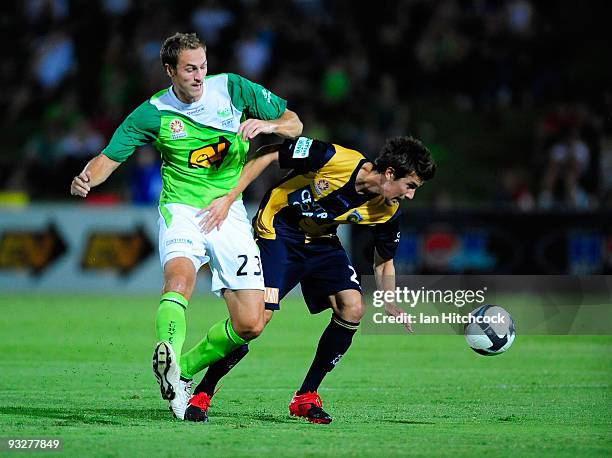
[70,170,92,197]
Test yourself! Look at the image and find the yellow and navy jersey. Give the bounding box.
[253,137,401,260]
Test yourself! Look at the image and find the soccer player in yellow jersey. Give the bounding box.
[181,135,436,423]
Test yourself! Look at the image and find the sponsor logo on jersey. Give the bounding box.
[188,137,231,169]
[292,137,313,158]
[336,194,351,207]
[313,179,330,196]
[169,119,187,140]
[347,210,363,223]
[165,238,193,246]
[186,106,206,116]
[288,186,328,218]
[261,88,272,103]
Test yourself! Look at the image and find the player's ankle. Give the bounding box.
[296,389,317,396]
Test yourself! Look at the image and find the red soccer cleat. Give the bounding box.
[184,392,212,422]
[289,391,333,424]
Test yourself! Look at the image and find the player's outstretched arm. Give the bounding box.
[198,145,281,233]
[69,153,121,198]
[373,249,412,333]
[237,109,303,140]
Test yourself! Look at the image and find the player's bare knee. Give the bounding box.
[231,306,266,340]
[249,320,266,339]
[336,299,365,323]
[233,317,265,340]
[226,290,267,339]
[348,301,365,322]
[163,275,193,298]
[163,261,195,298]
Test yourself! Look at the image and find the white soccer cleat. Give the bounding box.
[181,378,193,399]
[169,378,193,420]
[152,341,181,402]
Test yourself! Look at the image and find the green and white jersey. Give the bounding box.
[102,73,287,209]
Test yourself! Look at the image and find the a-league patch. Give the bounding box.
[314,178,330,196]
[292,137,313,158]
[170,119,187,140]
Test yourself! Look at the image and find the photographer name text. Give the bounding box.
[372,312,506,325]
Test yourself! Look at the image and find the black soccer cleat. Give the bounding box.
[184,405,209,423]
[184,392,211,423]
[304,406,333,424]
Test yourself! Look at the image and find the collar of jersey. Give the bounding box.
[168,82,207,110]
[351,159,378,201]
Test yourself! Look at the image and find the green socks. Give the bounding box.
[180,318,248,379]
[155,292,188,359]
[156,293,249,380]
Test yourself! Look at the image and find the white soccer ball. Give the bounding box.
[464,305,515,356]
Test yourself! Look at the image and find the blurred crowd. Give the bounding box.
[1,0,610,210]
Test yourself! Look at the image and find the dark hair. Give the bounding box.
[373,136,436,181]
[160,32,206,69]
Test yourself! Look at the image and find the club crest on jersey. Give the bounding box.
[169,119,187,140]
[313,179,330,196]
[217,106,232,118]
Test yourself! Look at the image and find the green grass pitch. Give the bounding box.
[1,294,610,457]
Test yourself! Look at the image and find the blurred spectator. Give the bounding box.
[129,146,162,205]
[32,30,76,91]
[7,121,64,196]
[191,1,235,46]
[598,135,612,206]
[57,118,104,162]
[495,168,535,211]
[505,0,534,37]
[54,118,105,197]
[25,0,69,26]
[235,28,273,80]
[101,0,131,16]
[540,128,591,209]
[321,63,350,104]
[0,0,608,211]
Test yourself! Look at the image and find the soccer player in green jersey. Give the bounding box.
[69,32,303,419]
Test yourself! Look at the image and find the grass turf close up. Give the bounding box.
[0,294,610,457]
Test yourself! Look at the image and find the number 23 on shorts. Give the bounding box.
[236,255,262,276]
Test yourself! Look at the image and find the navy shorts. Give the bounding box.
[258,237,361,313]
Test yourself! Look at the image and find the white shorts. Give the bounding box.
[158,201,264,297]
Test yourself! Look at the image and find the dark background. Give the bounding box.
[1,0,610,274]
